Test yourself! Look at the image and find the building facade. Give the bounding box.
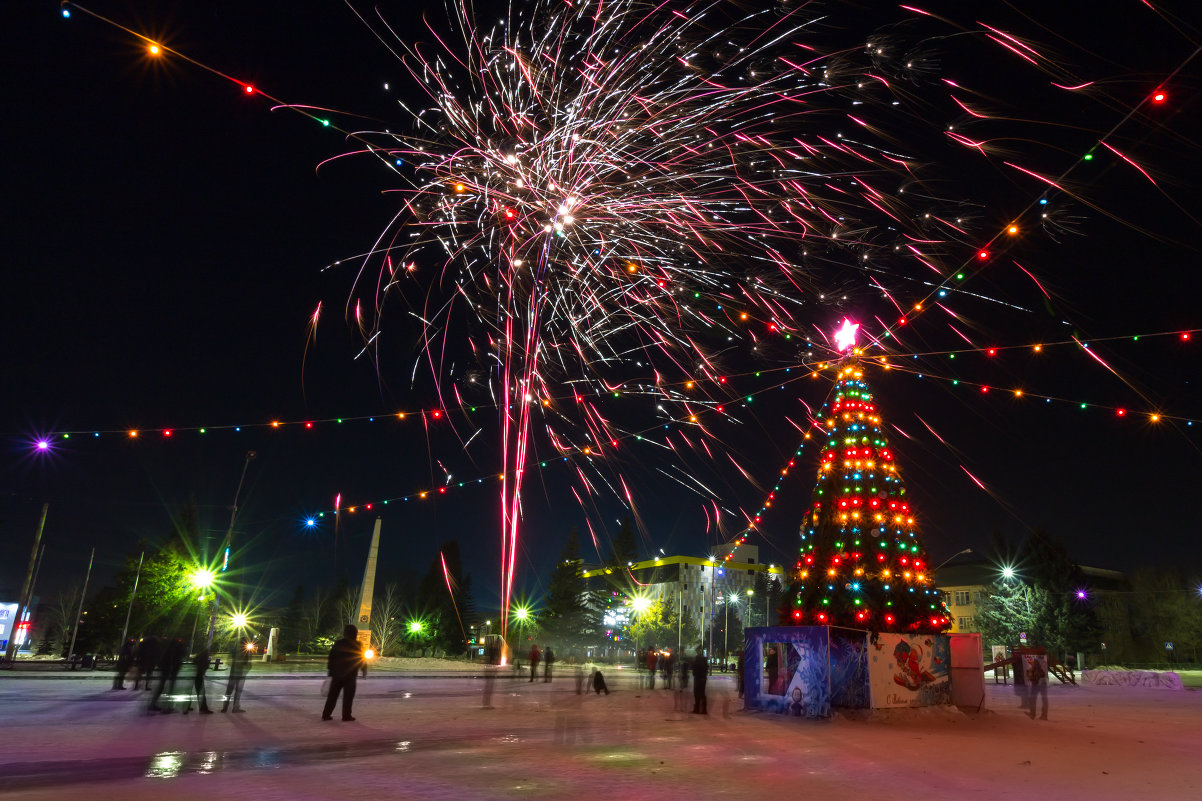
[582,541,786,647]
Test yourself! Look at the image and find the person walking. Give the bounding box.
[133,635,160,691]
[1025,656,1049,720]
[222,639,251,713]
[691,646,708,714]
[543,646,555,683]
[322,625,365,721]
[736,649,745,698]
[183,646,213,714]
[150,636,186,713]
[528,644,541,683]
[646,649,657,689]
[112,638,135,690]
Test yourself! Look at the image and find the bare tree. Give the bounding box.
[301,586,330,649]
[39,586,82,657]
[372,583,404,656]
[335,584,362,632]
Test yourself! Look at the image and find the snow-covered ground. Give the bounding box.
[0,666,1198,800]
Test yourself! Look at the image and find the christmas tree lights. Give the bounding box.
[786,322,950,633]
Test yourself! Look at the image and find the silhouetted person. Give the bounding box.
[482,663,497,709]
[150,636,186,713]
[592,668,609,695]
[573,662,586,694]
[322,625,364,721]
[183,646,213,714]
[736,650,745,698]
[528,644,540,682]
[222,640,251,712]
[691,647,708,714]
[133,635,160,691]
[112,638,135,690]
[1025,656,1048,720]
[543,646,555,683]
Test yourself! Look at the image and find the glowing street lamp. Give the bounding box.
[724,592,740,660]
[190,568,216,591]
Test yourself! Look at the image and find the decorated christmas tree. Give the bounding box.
[784,320,950,633]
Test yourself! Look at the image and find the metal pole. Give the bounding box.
[206,451,256,648]
[119,551,144,646]
[66,547,95,666]
[676,581,682,655]
[707,566,714,659]
[724,596,729,662]
[4,503,48,664]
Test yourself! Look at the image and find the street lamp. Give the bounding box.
[188,568,216,651]
[933,548,973,572]
[724,592,739,662]
[206,451,256,648]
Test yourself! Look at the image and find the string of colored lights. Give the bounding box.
[23,322,1196,452]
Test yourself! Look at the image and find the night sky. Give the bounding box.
[4,0,1202,612]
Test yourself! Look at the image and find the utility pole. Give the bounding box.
[66,547,95,666]
[4,503,48,664]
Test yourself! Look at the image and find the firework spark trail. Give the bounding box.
[324,0,1173,628]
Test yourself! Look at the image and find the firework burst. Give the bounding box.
[331,0,1166,630]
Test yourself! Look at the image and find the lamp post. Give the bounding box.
[188,568,215,652]
[205,451,256,648]
[933,548,973,572]
[724,592,739,663]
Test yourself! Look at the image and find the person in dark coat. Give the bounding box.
[691,647,708,714]
[112,638,135,690]
[183,646,213,714]
[322,625,365,721]
[528,644,540,682]
[150,636,186,713]
[543,646,555,683]
[133,635,160,691]
[736,650,745,698]
[592,668,609,695]
[222,639,251,712]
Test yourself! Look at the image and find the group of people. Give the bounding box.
[112,634,252,714]
[638,647,681,690]
[635,646,710,713]
[109,626,721,724]
[525,643,556,682]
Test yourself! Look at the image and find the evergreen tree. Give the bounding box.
[542,527,594,649]
[785,356,950,632]
[608,517,639,567]
[974,529,1101,661]
[416,541,471,656]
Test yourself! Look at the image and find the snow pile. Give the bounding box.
[1081,669,1184,689]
